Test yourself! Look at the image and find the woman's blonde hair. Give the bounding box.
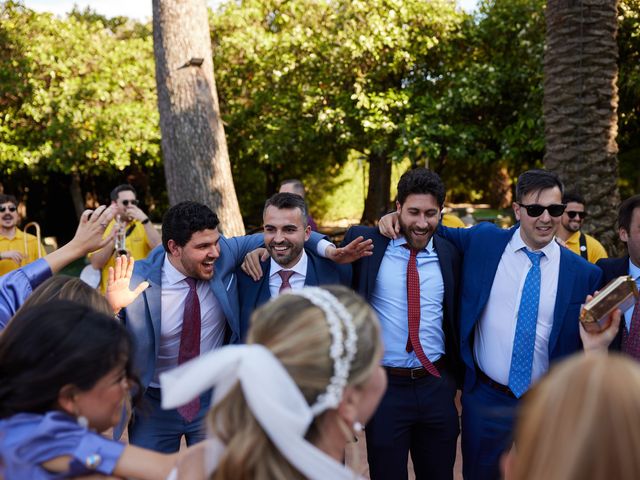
[208,285,381,480]
[16,275,112,316]
[512,353,640,480]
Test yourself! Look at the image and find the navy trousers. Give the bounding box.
[128,387,211,453]
[461,381,519,480]
[365,368,459,480]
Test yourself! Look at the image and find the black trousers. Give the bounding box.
[365,368,459,480]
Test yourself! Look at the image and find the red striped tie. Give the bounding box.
[405,247,440,378]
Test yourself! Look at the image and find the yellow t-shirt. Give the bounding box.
[0,228,45,275]
[565,231,608,264]
[442,213,466,228]
[91,219,153,292]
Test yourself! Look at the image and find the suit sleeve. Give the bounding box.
[224,233,265,268]
[437,225,470,253]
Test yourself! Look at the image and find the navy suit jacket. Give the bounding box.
[596,256,630,350]
[343,225,463,384]
[439,223,602,391]
[236,248,351,339]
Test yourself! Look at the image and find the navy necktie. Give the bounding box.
[508,249,544,398]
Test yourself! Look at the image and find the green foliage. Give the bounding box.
[0,1,159,178]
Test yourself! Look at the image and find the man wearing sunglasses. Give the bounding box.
[0,194,46,276]
[378,169,602,480]
[556,191,608,264]
[89,184,161,292]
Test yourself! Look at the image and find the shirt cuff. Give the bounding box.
[317,239,335,258]
[22,258,53,289]
[74,432,126,474]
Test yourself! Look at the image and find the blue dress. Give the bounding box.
[0,411,125,479]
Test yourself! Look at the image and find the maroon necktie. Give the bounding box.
[278,270,294,293]
[622,300,640,360]
[177,277,201,421]
[406,247,440,378]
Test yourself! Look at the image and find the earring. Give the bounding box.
[77,415,89,429]
[353,421,363,433]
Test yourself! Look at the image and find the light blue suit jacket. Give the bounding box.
[438,223,602,391]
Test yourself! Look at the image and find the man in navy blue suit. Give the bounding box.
[597,194,640,353]
[344,168,462,480]
[237,193,350,335]
[379,170,602,480]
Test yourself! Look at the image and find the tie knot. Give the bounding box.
[185,277,198,289]
[278,270,294,282]
[523,249,544,266]
[402,244,420,257]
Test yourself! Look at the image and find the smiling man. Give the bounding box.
[236,193,350,336]
[343,168,462,480]
[378,169,603,480]
[0,194,46,275]
[556,191,608,263]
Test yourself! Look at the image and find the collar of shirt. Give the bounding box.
[390,235,434,254]
[0,228,22,241]
[510,227,560,264]
[162,253,191,286]
[269,249,308,279]
[629,258,640,284]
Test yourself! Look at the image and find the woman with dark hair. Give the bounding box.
[0,301,177,479]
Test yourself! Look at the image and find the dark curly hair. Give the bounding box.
[161,201,220,251]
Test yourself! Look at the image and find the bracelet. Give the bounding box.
[141,218,150,225]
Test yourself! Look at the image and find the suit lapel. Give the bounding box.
[367,233,390,298]
[210,275,235,336]
[548,248,574,354]
[305,249,320,286]
[257,260,273,306]
[144,255,163,359]
[433,236,453,314]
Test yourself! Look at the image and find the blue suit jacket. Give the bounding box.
[236,248,351,339]
[343,225,463,384]
[439,223,602,391]
[596,256,630,351]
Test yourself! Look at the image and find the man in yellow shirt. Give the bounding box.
[556,192,608,263]
[89,184,161,292]
[0,194,46,276]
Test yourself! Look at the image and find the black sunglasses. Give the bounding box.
[517,203,566,218]
[0,206,17,213]
[566,210,587,219]
[121,199,138,207]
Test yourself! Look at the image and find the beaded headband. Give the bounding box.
[283,287,358,416]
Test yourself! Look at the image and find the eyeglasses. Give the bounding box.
[121,199,138,207]
[517,203,566,218]
[566,211,587,219]
[0,206,17,213]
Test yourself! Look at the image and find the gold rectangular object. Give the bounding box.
[580,276,639,333]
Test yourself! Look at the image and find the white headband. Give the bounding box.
[281,287,358,415]
[160,344,362,480]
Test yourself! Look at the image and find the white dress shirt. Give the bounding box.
[474,228,560,385]
[268,250,308,297]
[150,255,226,387]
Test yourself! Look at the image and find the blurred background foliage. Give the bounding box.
[0,0,638,235]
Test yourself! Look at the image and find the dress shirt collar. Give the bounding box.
[162,253,191,286]
[629,258,640,282]
[391,235,434,254]
[510,227,560,261]
[270,249,308,278]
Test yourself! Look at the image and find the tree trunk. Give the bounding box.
[152,0,245,236]
[543,0,620,254]
[361,152,392,225]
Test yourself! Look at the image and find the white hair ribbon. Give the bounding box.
[160,344,362,480]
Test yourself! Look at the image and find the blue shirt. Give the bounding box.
[0,411,125,479]
[0,258,52,330]
[624,259,640,331]
[370,236,445,368]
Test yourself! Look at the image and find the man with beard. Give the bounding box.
[556,191,608,263]
[121,201,365,452]
[0,194,46,275]
[342,168,462,480]
[237,193,350,336]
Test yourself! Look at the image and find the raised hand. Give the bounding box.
[241,248,269,281]
[105,255,149,314]
[326,236,374,264]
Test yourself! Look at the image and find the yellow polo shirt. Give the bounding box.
[442,214,466,228]
[0,228,45,275]
[90,219,153,292]
[565,231,608,264]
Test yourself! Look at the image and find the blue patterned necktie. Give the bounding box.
[508,249,544,398]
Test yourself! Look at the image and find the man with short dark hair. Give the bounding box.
[597,194,640,356]
[0,194,46,275]
[557,191,608,263]
[345,168,462,480]
[279,178,318,231]
[379,169,602,480]
[237,193,349,336]
[89,184,161,292]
